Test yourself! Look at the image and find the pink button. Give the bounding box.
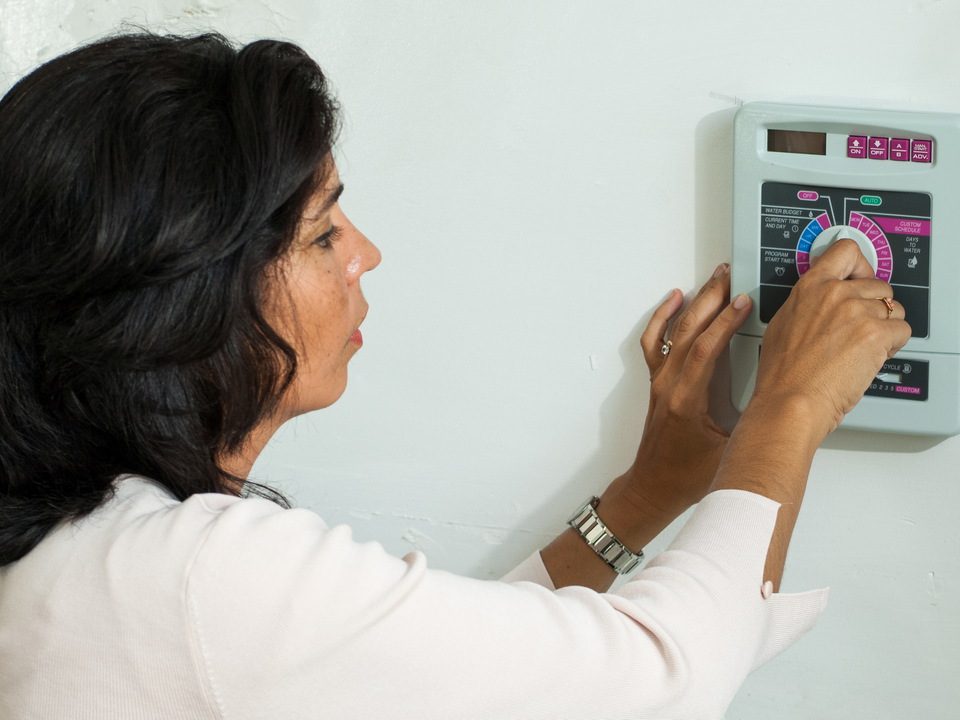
[815,213,832,229]
[797,190,819,201]
[878,258,893,270]
[866,226,884,242]
[877,246,892,259]
[891,138,910,161]
[868,136,889,160]
[847,136,867,158]
[912,139,933,163]
[848,212,865,229]
[877,269,892,281]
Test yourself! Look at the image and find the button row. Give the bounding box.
[847,136,932,162]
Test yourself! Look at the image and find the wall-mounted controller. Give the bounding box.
[731,102,960,435]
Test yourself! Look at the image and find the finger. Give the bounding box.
[667,264,731,355]
[865,297,906,321]
[859,314,912,362]
[640,288,683,369]
[695,262,728,297]
[842,277,894,300]
[836,280,907,323]
[807,238,876,281]
[885,319,913,357]
[887,319,913,357]
[672,292,753,403]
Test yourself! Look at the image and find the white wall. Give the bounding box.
[2,1,958,717]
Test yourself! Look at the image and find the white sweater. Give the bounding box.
[0,476,827,719]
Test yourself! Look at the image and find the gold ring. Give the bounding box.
[878,297,895,318]
[660,339,673,357]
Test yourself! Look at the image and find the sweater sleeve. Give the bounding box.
[184,489,827,720]
[499,549,556,586]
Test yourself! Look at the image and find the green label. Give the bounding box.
[860,195,882,206]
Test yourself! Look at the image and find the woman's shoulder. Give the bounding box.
[0,475,317,716]
[70,475,334,567]
[10,474,333,596]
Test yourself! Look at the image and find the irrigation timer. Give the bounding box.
[730,102,960,435]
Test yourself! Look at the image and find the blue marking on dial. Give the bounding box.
[797,219,823,253]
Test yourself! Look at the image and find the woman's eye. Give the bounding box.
[313,225,342,249]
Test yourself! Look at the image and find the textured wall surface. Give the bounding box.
[2,1,958,717]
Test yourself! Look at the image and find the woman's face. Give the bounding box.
[272,162,381,417]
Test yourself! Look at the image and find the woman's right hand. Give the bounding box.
[749,239,912,442]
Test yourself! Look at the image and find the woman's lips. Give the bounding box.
[350,307,368,347]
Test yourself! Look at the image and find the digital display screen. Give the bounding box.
[767,129,827,155]
[876,371,903,385]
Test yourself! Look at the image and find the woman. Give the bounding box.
[0,33,909,719]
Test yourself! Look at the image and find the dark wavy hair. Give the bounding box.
[0,32,340,565]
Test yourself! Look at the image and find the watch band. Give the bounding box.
[567,496,644,575]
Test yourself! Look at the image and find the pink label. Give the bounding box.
[877,246,892,259]
[878,258,893,270]
[796,251,810,262]
[797,190,819,201]
[816,213,832,229]
[895,386,922,395]
[848,212,864,229]
[876,269,892,281]
[874,217,931,236]
[866,226,884,242]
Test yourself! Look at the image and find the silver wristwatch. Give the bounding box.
[568,497,644,575]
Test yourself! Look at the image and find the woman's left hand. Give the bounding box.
[603,263,753,525]
[544,263,754,589]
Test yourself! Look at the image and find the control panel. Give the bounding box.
[730,102,960,435]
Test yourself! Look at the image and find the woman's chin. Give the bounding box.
[289,373,350,416]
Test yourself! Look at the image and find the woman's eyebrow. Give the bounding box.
[321,183,345,212]
[304,183,344,220]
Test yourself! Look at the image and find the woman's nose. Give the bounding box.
[363,233,382,273]
[345,223,381,282]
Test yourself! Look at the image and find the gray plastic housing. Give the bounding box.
[730,102,960,436]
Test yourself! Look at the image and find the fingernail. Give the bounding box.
[713,262,730,279]
[733,293,750,310]
[761,580,773,599]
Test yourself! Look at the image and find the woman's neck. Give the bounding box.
[218,418,282,482]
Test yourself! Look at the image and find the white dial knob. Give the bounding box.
[809,224,878,273]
